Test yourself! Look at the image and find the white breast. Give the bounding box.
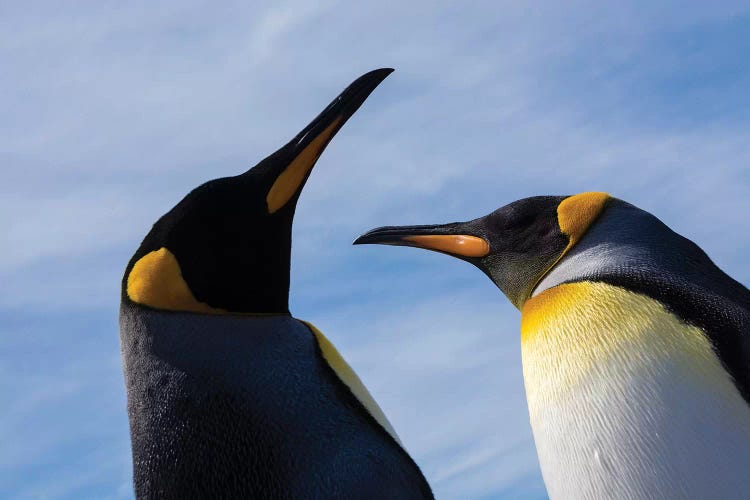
[521,281,750,500]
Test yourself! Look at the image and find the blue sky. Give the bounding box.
[2,2,750,498]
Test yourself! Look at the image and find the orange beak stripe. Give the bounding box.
[402,235,490,258]
[266,117,343,214]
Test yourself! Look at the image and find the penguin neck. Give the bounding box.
[120,302,303,380]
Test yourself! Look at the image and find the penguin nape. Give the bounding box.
[119,69,433,500]
[355,192,750,499]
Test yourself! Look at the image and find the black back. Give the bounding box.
[120,302,433,499]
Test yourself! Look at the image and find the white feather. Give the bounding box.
[522,281,750,500]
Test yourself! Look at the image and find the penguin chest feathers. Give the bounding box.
[521,281,750,500]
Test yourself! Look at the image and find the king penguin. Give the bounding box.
[120,69,433,499]
[355,192,750,499]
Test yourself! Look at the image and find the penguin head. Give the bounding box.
[354,192,610,309]
[124,69,393,315]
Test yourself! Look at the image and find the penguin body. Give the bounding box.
[355,192,750,499]
[121,306,427,499]
[120,70,432,499]
[523,199,750,499]
[523,281,750,499]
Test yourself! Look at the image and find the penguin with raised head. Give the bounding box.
[355,192,750,499]
[120,69,433,499]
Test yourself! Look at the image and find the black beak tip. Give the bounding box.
[292,68,394,149]
[369,67,395,80]
[352,231,377,246]
[343,68,395,105]
[352,226,401,246]
[352,234,368,245]
[357,68,395,83]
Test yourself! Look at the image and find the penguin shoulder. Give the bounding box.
[299,320,403,446]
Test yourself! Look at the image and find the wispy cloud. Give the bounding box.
[3,1,750,498]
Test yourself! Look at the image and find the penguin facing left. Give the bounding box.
[355,192,750,499]
[119,69,433,499]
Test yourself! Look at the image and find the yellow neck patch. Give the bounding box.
[557,191,610,250]
[266,117,342,214]
[521,281,722,393]
[126,247,226,314]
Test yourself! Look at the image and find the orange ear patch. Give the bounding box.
[523,192,610,305]
[266,117,343,214]
[127,247,226,314]
[557,192,610,249]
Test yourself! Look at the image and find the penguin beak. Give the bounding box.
[291,68,394,151]
[353,223,490,259]
[265,68,393,214]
